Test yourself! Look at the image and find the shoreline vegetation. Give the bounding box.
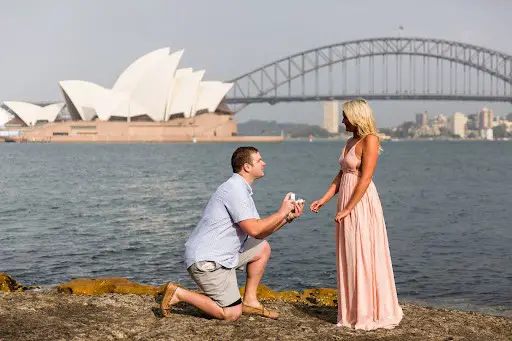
[1,273,511,340]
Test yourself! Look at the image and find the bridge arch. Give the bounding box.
[226,37,512,111]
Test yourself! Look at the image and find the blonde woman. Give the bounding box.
[310,99,403,330]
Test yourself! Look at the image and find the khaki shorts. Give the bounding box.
[187,238,265,307]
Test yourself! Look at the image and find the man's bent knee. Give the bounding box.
[260,240,271,257]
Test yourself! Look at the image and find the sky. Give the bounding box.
[1,0,511,127]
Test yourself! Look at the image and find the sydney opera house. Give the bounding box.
[0,48,279,143]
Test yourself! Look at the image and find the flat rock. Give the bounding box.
[1,291,511,341]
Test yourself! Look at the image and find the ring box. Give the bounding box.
[290,193,305,203]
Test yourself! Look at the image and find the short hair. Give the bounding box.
[231,146,259,173]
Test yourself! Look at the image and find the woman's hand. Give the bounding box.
[334,209,350,223]
[310,199,325,213]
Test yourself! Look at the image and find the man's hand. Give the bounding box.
[286,200,305,223]
[278,192,296,217]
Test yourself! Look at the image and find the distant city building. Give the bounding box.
[467,113,479,130]
[323,101,339,134]
[432,114,448,129]
[478,107,494,129]
[415,111,428,126]
[480,128,493,140]
[413,124,439,138]
[450,112,467,137]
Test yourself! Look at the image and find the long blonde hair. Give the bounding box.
[343,98,382,151]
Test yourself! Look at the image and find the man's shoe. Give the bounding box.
[160,282,179,317]
[242,303,279,319]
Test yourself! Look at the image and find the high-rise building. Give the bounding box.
[467,114,478,130]
[450,112,467,137]
[323,101,339,134]
[415,111,428,126]
[480,128,493,140]
[432,114,448,129]
[478,107,494,129]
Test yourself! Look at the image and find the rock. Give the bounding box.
[1,292,511,341]
[276,290,303,303]
[300,288,337,306]
[0,273,36,292]
[239,283,279,301]
[239,285,337,306]
[57,277,165,295]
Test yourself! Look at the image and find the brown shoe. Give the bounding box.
[160,282,179,317]
[242,304,279,319]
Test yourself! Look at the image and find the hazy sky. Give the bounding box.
[1,0,511,127]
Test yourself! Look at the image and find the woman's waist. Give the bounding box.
[341,169,363,177]
[340,172,376,186]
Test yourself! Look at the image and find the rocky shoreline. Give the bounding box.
[1,273,511,341]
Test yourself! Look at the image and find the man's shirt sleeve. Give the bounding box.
[224,190,258,223]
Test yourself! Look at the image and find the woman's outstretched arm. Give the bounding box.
[310,168,343,213]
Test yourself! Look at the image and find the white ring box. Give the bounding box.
[289,194,304,214]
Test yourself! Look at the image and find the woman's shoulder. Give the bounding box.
[361,134,380,153]
[364,134,379,143]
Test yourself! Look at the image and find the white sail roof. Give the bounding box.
[0,106,13,126]
[1,101,65,125]
[40,103,65,122]
[167,70,205,118]
[193,81,234,114]
[59,80,110,121]
[165,68,192,120]
[130,49,184,121]
[112,47,170,95]
[3,102,42,126]
[60,80,153,121]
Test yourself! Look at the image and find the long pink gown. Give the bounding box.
[336,139,403,330]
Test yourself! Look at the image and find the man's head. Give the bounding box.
[231,146,265,180]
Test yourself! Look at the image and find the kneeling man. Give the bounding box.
[161,146,304,321]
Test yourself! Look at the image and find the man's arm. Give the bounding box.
[238,211,287,239]
[239,201,305,239]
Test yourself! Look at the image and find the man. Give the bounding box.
[161,146,304,321]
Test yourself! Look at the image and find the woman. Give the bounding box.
[310,98,403,330]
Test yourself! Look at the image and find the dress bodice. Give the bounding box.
[338,140,362,176]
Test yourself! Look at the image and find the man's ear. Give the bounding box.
[242,163,251,173]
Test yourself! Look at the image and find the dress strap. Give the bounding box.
[353,136,365,148]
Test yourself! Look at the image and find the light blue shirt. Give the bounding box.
[184,173,260,269]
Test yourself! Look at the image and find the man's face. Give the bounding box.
[247,152,266,179]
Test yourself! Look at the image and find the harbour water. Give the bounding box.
[0,140,511,316]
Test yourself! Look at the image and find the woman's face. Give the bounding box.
[342,111,356,132]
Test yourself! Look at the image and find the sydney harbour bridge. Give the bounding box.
[224,37,512,113]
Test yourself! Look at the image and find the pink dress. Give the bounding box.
[336,138,403,330]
